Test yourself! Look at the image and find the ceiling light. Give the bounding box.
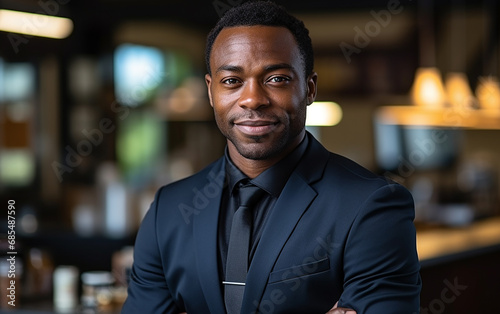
[410,67,446,109]
[0,9,73,39]
[306,101,343,126]
[476,76,500,112]
[445,72,476,110]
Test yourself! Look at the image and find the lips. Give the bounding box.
[233,119,278,137]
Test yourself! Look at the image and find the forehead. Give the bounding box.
[210,26,303,73]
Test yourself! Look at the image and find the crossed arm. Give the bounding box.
[178,303,357,314]
[327,302,357,314]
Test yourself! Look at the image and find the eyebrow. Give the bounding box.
[215,65,243,74]
[264,63,294,72]
[215,63,296,75]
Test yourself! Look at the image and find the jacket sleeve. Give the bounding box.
[121,188,180,314]
[338,183,422,314]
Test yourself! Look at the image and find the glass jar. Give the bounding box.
[81,271,115,312]
[53,265,78,313]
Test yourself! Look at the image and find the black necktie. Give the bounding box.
[224,181,263,314]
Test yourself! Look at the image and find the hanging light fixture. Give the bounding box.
[375,0,500,129]
[409,0,448,110]
[474,1,500,114]
[445,72,476,110]
[476,76,500,112]
[410,67,447,109]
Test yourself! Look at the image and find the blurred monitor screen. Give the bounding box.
[374,123,460,172]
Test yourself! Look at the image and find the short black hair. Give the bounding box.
[205,1,314,77]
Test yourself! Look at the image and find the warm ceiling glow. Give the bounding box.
[411,67,446,109]
[445,72,475,110]
[476,76,500,112]
[306,101,343,126]
[0,9,73,39]
[375,105,500,130]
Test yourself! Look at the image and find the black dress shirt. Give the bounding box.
[218,135,309,281]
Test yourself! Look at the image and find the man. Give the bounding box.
[122,1,421,313]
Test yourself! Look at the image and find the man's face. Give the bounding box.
[205,26,317,162]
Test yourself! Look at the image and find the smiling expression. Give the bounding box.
[205,26,317,165]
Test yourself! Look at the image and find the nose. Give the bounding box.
[238,80,270,110]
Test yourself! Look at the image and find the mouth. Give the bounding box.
[233,119,279,137]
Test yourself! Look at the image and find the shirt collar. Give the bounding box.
[225,134,309,198]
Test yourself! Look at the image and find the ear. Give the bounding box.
[306,72,318,105]
[205,73,214,108]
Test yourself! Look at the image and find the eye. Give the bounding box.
[267,76,290,84]
[222,78,240,85]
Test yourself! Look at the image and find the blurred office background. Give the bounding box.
[0,0,499,312]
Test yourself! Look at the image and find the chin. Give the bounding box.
[227,127,301,161]
[233,139,288,161]
[236,145,273,160]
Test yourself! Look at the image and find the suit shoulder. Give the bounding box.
[325,153,402,190]
[158,158,224,191]
[320,153,414,219]
[328,153,378,178]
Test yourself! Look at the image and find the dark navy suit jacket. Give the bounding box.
[122,134,421,314]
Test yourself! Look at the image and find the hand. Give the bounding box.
[326,301,357,314]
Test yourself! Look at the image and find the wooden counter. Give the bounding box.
[417,217,500,262]
[417,217,500,313]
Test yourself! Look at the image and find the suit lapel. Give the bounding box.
[243,172,317,311]
[193,159,226,313]
[242,134,331,311]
